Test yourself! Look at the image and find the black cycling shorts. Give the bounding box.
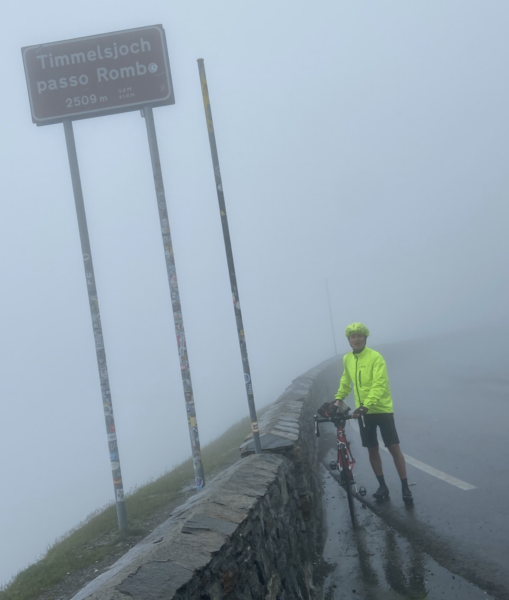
[359,413,400,448]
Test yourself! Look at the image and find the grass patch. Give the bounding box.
[0,415,253,600]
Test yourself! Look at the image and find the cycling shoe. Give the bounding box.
[402,487,413,504]
[373,484,390,500]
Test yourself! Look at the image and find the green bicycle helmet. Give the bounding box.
[345,322,370,338]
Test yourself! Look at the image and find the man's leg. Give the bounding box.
[360,416,390,499]
[367,445,390,499]
[387,443,413,504]
[387,443,406,479]
[368,445,383,476]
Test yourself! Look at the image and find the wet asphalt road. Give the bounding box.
[318,331,509,600]
[320,465,493,600]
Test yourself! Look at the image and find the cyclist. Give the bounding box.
[334,323,413,504]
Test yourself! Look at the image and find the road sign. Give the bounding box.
[22,25,174,126]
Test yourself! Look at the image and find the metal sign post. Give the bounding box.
[142,105,205,489]
[63,119,127,530]
[197,59,262,454]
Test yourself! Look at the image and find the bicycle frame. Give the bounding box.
[336,419,356,485]
[314,413,366,497]
[315,410,367,528]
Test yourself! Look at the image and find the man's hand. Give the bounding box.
[351,406,368,419]
[317,401,337,418]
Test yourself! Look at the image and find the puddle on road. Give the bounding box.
[320,467,494,600]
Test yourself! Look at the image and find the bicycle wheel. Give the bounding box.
[339,446,356,528]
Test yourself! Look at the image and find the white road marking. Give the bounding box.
[394,452,477,490]
[347,420,477,491]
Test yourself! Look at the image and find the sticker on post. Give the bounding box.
[251,421,259,434]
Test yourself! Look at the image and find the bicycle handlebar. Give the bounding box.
[313,413,354,437]
[314,414,354,424]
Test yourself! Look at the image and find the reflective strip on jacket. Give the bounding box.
[335,347,394,414]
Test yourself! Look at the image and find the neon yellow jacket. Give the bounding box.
[335,347,394,414]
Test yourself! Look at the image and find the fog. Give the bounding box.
[1,0,509,585]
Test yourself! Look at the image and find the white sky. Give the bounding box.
[1,0,509,585]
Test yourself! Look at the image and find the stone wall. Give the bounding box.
[72,357,340,600]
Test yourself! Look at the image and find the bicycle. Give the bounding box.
[314,402,366,528]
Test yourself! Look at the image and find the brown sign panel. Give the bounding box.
[22,25,174,126]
